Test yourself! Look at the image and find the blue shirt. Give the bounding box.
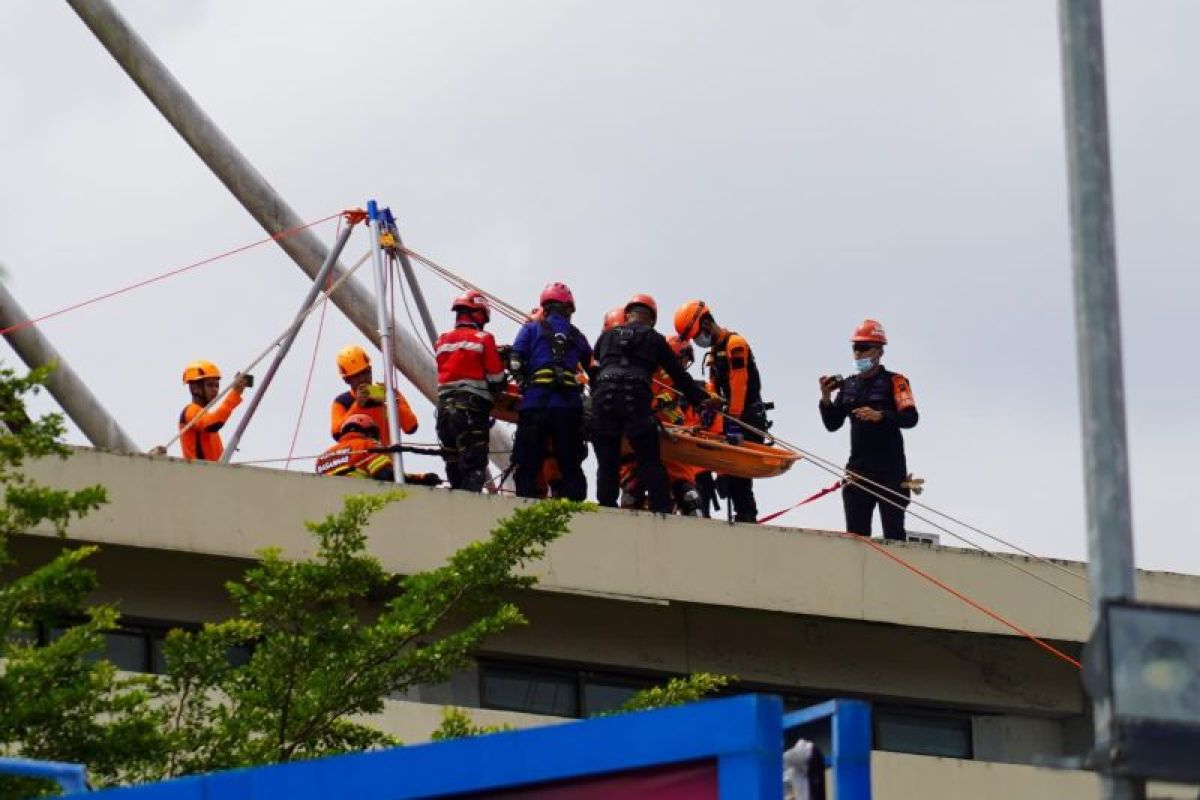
[511,314,592,409]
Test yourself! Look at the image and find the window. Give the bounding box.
[482,663,579,717]
[35,618,253,676]
[582,675,656,716]
[875,708,973,759]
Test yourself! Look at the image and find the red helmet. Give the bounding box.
[624,293,658,320]
[602,306,626,332]
[539,282,575,311]
[851,318,888,345]
[340,413,380,438]
[673,299,710,341]
[452,290,490,322]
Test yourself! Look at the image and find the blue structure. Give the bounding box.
[1,695,873,799]
[0,757,88,794]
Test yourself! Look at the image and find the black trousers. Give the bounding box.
[720,427,764,523]
[842,471,910,541]
[436,392,492,492]
[592,384,672,513]
[513,407,588,501]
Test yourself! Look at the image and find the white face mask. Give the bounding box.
[694,331,713,348]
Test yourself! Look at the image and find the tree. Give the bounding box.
[0,364,163,798]
[145,494,592,780]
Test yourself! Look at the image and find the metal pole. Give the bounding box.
[367,202,405,483]
[0,281,139,453]
[65,0,513,472]
[391,222,439,347]
[1057,2,1141,798]
[219,220,356,463]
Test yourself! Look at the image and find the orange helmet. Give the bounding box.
[452,290,490,321]
[673,299,710,341]
[337,345,371,378]
[624,293,658,321]
[851,319,888,345]
[667,335,694,367]
[340,413,379,438]
[182,360,221,384]
[602,306,626,332]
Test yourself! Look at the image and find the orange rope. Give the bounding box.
[0,212,341,336]
[840,531,1082,669]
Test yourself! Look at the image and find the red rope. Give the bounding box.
[0,212,341,337]
[840,531,1082,669]
[758,480,843,524]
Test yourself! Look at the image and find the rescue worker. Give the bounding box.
[315,414,395,481]
[331,345,419,445]
[593,294,711,513]
[674,300,770,523]
[508,283,592,501]
[434,290,506,491]
[818,319,918,541]
[178,360,249,461]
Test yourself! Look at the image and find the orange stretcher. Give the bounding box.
[490,392,800,480]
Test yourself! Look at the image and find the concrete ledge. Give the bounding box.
[24,449,1200,643]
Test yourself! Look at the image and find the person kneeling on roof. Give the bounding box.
[316,414,396,480]
[592,294,713,514]
[508,283,592,501]
[434,290,506,492]
[331,344,419,445]
[178,360,249,462]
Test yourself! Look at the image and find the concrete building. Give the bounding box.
[15,448,1200,798]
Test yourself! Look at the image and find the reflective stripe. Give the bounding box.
[485,371,506,383]
[436,340,485,356]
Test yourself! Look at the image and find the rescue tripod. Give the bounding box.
[219,200,430,485]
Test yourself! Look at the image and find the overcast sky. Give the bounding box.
[2,1,1196,578]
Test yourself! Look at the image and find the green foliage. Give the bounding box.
[147,495,592,779]
[429,707,510,742]
[614,672,733,714]
[0,363,159,795]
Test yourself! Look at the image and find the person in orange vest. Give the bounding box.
[434,290,506,491]
[315,414,395,481]
[675,299,772,523]
[819,319,918,541]
[178,360,249,461]
[331,345,419,445]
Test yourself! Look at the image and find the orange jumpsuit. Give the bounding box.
[178,390,242,461]
[315,433,394,480]
[330,385,419,444]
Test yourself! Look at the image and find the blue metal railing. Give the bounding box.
[0,756,88,794]
[783,699,872,800]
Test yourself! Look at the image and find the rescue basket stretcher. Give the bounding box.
[490,392,800,480]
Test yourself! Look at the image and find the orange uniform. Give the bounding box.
[178,390,243,461]
[315,433,394,480]
[330,386,418,444]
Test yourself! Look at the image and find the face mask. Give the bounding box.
[854,356,877,374]
[694,331,713,348]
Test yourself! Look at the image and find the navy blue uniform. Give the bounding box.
[819,367,918,540]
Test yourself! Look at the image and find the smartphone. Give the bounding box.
[243,374,255,388]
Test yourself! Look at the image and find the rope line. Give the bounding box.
[0,212,341,337]
[285,274,333,470]
[840,530,1081,669]
[164,251,372,451]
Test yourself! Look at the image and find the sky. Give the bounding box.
[1,1,1196,576]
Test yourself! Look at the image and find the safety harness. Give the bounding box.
[528,320,582,390]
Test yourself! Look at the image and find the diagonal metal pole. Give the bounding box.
[66,0,513,471]
[391,225,439,347]
[219,219,357,463]
[0,281,139,452]
[1057,1,1141,798]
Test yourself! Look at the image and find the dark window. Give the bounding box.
[582,676,654,716]
[875,709,973,759]
[103,629,151,673]
[481,663,579,717]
